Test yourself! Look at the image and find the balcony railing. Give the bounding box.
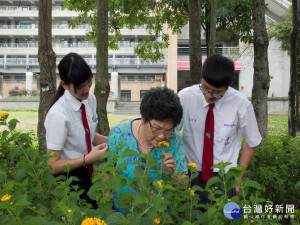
[177,46,240,59]
[0,6,39,11]
[0,42,139,49]
[0,56,166,67]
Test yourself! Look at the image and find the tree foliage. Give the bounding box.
[202,0,253,45]
[268,7,293,52]
[65,0,189,62]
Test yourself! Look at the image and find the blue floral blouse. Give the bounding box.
[107,119,187,212]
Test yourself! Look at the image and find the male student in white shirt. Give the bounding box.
[176,53,262,206]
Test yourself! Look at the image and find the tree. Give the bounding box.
[65,0,189,132]
[94,0,110,135]
[208,0,217,56]
[202,0,253,53]
[251,0,270,139]
[37,0,56,150]
[188,0,202,85]
[289,0,298,137]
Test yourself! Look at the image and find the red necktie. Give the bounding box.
[80,103,93,177]
[202,103,214,182]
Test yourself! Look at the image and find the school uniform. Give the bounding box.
[176,84,262,204]
[45,90,98,207]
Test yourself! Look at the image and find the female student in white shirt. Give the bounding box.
[45,52,108,208]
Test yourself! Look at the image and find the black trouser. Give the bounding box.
[189,171,236,210]
[57,166,97,209]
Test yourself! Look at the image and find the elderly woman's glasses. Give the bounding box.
[149,121,174,137]
[199,85,224,99]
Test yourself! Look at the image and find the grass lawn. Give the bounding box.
[0,108,292,137]
[0,108,137,133]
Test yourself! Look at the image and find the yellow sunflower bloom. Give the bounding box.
[153,218,160,224]
[158,141,169,147]
[227,198,231,202]
[1,194,11,202]
[81,217,107,225]
[190,189,195,196]
[157,180,162,188]
[0,112,8,119]
[188,162,197,168]
[250,219,255,223]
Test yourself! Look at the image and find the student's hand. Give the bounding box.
[162,153,176,176]
[86,143,108,164]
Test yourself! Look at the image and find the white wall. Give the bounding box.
[238,38,290,99]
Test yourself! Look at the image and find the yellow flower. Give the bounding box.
[190,189,195,196]
[250,219,255,223]
[81,217,107,225]
[158,141,169,147]
[227,198,231,202]
[188,162,197,168]
[157,180,162,188]
[1,194,11,202]
[0,112,8,119]
[153,218,160,224]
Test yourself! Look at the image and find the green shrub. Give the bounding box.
[0,113,298,225]
[246,136,300,225]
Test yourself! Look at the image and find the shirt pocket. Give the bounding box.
[215,126,237,154]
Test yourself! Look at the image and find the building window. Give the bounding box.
[138,75,154,81]
[121,90,131,102]
[15,75,26,82]
[3,75,12,82]
[121,75,135,82]
[140,90,147,100]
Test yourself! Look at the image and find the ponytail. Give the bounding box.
[50,84,65,107]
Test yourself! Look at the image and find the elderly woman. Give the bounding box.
[107,86,188,212]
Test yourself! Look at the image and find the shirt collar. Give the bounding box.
[64,90,82,112]
[201,88,228,111]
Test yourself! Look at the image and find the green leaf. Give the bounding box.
[115,192,135,209]
[133,166,144,178]
[207,206,217,218]
[244,180,262,190]
[295,181,300,190]
[8,119,19,131]
[15,197,31,207]
[107,175,124,194]
[122,149,140,157]
[129,213,142,225]
[206,176,222,189]
[1,130,9,140]
[181,222,193,225]
[225,166,244,180]
[102,150,114,159]
[105,212,128,225]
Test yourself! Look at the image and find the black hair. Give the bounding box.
[51,52,93,106]
[140,87,183,127]
[201,53,234,88]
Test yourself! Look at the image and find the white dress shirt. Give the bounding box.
[176,84,262,172]
[45,90,98,159]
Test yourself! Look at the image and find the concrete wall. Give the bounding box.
[239,39,290,99]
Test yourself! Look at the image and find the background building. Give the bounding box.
[0,0,292,114]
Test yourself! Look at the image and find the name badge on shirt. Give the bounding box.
[92,116,98,124]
